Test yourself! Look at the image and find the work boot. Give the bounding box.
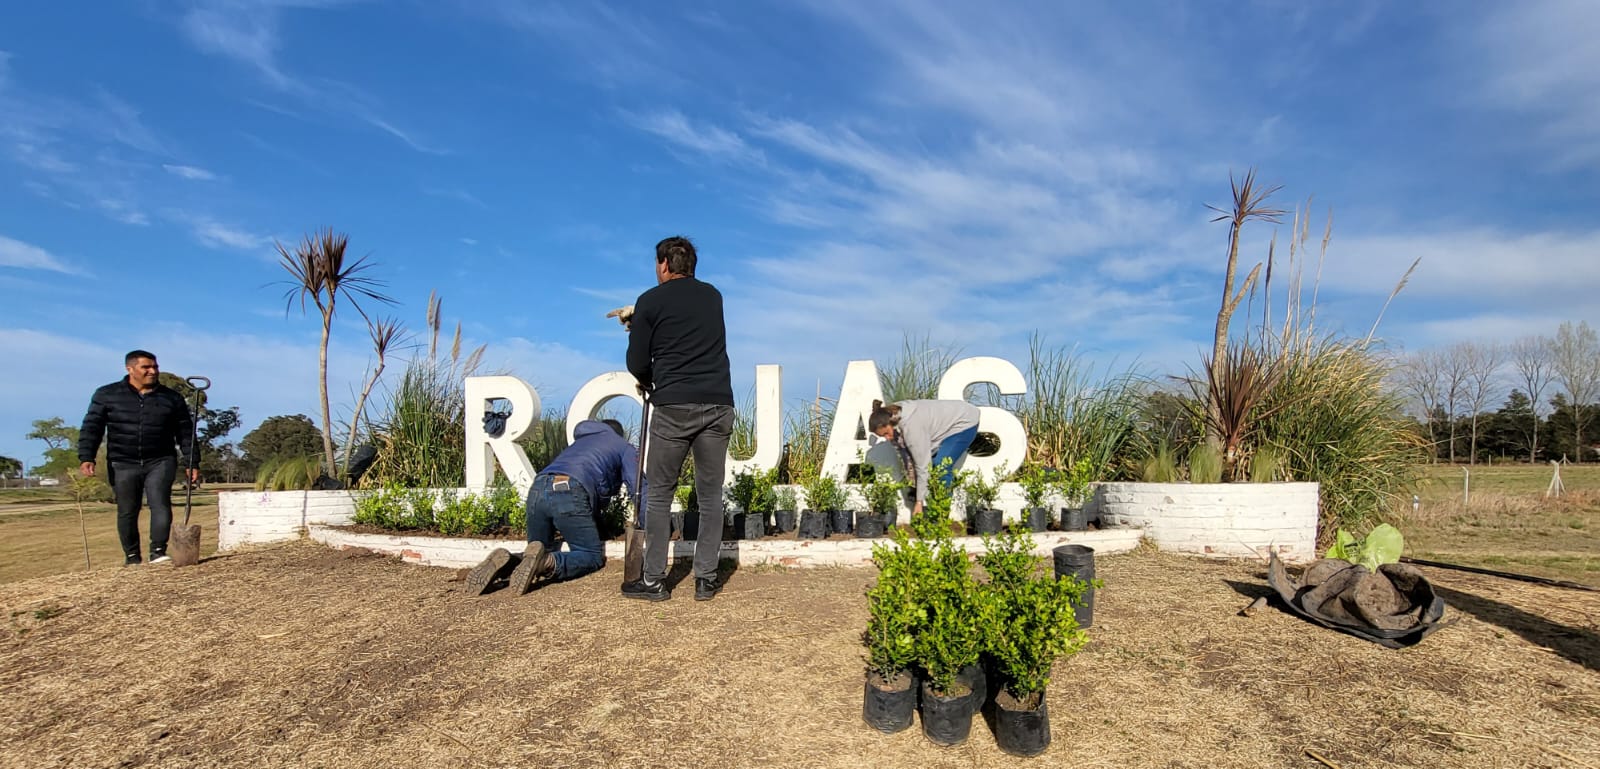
[465,548,515,595]
[621,577,670,602]
[506,542,556,596]
[694,575,724,602]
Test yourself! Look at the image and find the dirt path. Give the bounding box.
[1,542,1595,768]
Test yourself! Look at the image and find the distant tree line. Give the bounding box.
[1396,320,1600,464]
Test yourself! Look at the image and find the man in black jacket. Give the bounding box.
[622,236,736,602]
[79,350,199,566]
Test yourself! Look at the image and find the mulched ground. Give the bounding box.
[1,541,1596,769]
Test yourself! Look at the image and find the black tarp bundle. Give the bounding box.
[1267,552,1454,649]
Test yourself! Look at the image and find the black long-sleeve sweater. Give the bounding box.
[626,277,734,406]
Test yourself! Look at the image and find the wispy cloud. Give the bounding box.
[168,212,270,250]
[179,1,447,155]
[628,110,764,165]
[1465,0,1600,169]
[0,235,83,275]
[459,237,479,246]
[163,163,218,181]
[423,186,487,208]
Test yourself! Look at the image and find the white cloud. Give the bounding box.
[163,163,218,181]
[459,237,479,246]
[178,1,446,154]
[168,212,270,250]
[1322,228,1600,304]
[629,110,764,165]
[0,235,82,274]
[1467,0,1600,168]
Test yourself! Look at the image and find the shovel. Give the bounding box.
[168,375,209,567]
[622,394,650,584]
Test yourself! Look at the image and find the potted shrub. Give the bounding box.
[961,467,1003,535]
[1054,457,1093,531]
[1017,463,1054,532]
[862,464,906,532]
[773,486,798,533]
[673,484,698,541]
[905,466,985,746]
[861,528,923,733]
[728,468,775,540]
[977,524,1093,757]
[798,473,840,539]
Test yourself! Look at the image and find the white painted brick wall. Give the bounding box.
[1093,481,1318,563]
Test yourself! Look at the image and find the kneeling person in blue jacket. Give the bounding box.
[466,419,643,595]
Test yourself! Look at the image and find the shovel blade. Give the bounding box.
[169,524,202,567]
[622,524,645,583]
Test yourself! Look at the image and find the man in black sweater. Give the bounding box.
[78,350,199,565]
[622,236,736,602]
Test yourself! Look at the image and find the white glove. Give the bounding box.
[606,304,635,330]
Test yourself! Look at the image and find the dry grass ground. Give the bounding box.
[1402,465,1600,585]
[0,485,225,583]
[2,540,1596,769]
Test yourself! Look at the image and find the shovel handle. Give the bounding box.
[186,375,211,391]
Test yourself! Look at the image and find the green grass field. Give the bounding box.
[2,466,1597,585]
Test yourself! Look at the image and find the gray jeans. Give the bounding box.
[643,402,735,581]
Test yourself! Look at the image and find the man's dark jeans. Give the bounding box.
[110,456,176,558]
[642,403,734,582]
[525,473,606,581]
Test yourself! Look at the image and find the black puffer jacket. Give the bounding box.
[78,378,197,466]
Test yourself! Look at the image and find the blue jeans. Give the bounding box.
[524,473,605,581]
[931,425,979,491]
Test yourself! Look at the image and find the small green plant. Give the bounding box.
[863,530,926,682]
[862,465,906,517]
[1325,523,1404,571]
[397,487,437,530]
[1139,440,1179,483]
[915,538,984,696]
[1052,457,1094,508]
[960,465,1003,511]
[675,484,695,513]
[353,483,406,528]
[976,528,1092,704]
[803,472,847,512]
[1249,445,1283,483]
[913,457,959,537]
[489,481,525,533]
[730,467,778,515]
[1016,463,1053,509]
[775,486,798,513]
[1187,443,1223,484]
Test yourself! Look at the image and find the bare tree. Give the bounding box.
[1550,320,1600,462]
[1396,350,1443,462]
[1438,343,1471,463]
[1460,341,1503,464]
[1510,336,1553,461]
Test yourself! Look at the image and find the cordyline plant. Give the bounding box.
[1186,342,1292,481]
[276,229,395,476]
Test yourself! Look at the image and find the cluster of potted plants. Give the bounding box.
[863,459,1096,756]
[957,459,1095,536]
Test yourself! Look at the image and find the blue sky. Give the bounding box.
[2,0,1598,469]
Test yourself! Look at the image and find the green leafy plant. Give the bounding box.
[915,538,984,696]
[977,525,1092,704]
[803,472,847,512]
[1016,463,1053,509]
[1324,523,1404,571]
[489,481,525,533]
[1187,443,1223,484]
[863,465,906,517]
[1139,439,1178,483]
[960,465,1002,511]
[396,487,437,530]
[1249,444,1283,483]
[1052,457,1094,507]
[730,467,778,515]
[863,529,926,681]
[913,457,960,537]
[353,483,406,528]
[775,486,798,513]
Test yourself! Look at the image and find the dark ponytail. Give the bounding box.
[867,399,901,433]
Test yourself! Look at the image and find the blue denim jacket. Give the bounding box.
[541,420,643,511]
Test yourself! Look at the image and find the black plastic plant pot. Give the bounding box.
[1060,506,1088,531]
[679,509,699,541]
[742,511,766,540]
[955,663,986,716]
[1025,506,1051,532]
[994,691,1051,757]
[862,670,916,734]
[774,509,797,533]
[1052,544,1096,629]
[830,509,854,536]
[919,679,975,746]
[797,510,830,539]
[670,510,684,538]
[855,514,887,538]
[969,508,1004,535]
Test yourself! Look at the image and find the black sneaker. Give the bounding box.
[694,575,724,602]
[124,553,142,567]
[505,542,555,596]
[149,548,171,565]
[465,548,515,595]
[621,577,670,602]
